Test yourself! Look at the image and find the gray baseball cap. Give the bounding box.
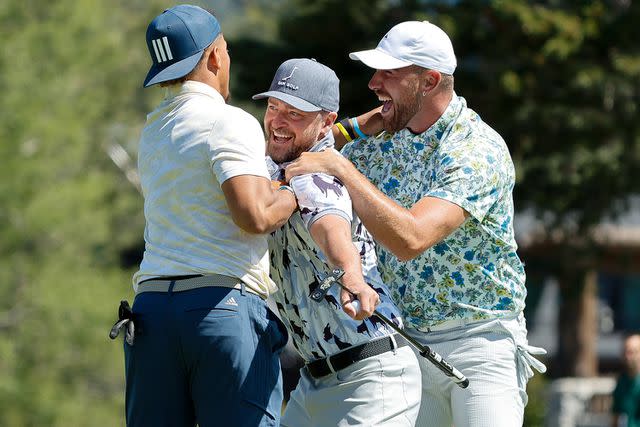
[252,58,339,112]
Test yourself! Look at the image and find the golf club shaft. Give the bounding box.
[338,280,469,389]
[370,308,469,389]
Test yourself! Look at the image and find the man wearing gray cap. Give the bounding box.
[254,58,421,426]
[123,5,296,427]
[287,21,546,427]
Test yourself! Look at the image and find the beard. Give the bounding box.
[382,92,422,133]
[267,139,305,164]
[267,126,319,164]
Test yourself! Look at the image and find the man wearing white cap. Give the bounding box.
[122,5,296,427]
[287,21,546,427]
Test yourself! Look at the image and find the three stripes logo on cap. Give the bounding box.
[151,37,173,63]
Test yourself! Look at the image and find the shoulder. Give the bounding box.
[342,132,392,158]
[443,110,512,169]
[452,101,508,152]
[206,104,264,145]
[220,104,262,132]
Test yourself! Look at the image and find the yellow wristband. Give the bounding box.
[335,122,353,142]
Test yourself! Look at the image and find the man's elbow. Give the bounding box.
[231,213,273,235]
[389,240,427,262]
[395,248,423,262]
[239,222,271,234]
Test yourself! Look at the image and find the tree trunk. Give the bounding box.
[557,268,599,377]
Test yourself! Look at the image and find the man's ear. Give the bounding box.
[325,112,338,128]
[206,42,222,73]
[422,69,442,93]
[318,112,338,139]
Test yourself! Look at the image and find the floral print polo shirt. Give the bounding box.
[342,94,527,329]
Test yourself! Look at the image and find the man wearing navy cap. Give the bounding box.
[254,58,421,426]
[124,5,296,426]
[287,21,547,427]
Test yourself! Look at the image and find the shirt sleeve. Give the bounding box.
[426,135,513,222]
[289,173,352,230]
[209,107,270,185]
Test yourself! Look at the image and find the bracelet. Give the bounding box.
[278,185,295,195]
[335,122,353,142]
[350,117,367,139]
[338,118,357,140]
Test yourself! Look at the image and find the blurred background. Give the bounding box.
[1,0,639,425]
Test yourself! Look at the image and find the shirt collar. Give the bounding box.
[396,92,465,142]
[308,130,335,153]
[163,80,226,104]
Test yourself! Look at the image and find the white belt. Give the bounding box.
[416,317,489,333]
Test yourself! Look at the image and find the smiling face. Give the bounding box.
[368,65,426,133]
[264,98,336,163]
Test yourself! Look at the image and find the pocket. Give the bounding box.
[267,307,289,353]
[335,352,386,382]
[241,398,277,424]
[185,306,238,317]
[183,288,242,316]
[240,314,284,424]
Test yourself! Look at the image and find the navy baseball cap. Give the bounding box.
[252,58,340,112]
[143,5,221,87]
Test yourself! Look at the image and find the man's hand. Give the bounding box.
[285,150,346,181]
[339,271,379,321]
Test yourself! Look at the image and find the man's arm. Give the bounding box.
[286,153,468,260]
[309,215,379,320]
[331,107,384,151]
[222,175,296,234]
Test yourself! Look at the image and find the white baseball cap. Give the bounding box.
[349,21,457,74]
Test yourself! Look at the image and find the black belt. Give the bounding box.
[306,335,407,379]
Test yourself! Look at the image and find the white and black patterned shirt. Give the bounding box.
[267,133,403,363]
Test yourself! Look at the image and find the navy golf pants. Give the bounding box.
[124,285,288,426]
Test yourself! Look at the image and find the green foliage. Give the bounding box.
[455,0,640,231]
[524,372,549,427]
[0,0,165,424]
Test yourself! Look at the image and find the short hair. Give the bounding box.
[439,73,454,91]
[410,65,454,92]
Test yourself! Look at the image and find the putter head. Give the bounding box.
[309,269,345,302]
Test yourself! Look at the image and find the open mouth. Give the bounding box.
[271,130,293,144]
[378,95,393,116]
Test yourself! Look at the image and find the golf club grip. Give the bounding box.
[419,346,469,389]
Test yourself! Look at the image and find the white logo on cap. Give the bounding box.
[277,66,299,90]
[152,37,174,63]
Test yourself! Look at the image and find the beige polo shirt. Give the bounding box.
[133,81,274,297]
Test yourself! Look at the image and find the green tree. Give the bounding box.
[0,0,166,424]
